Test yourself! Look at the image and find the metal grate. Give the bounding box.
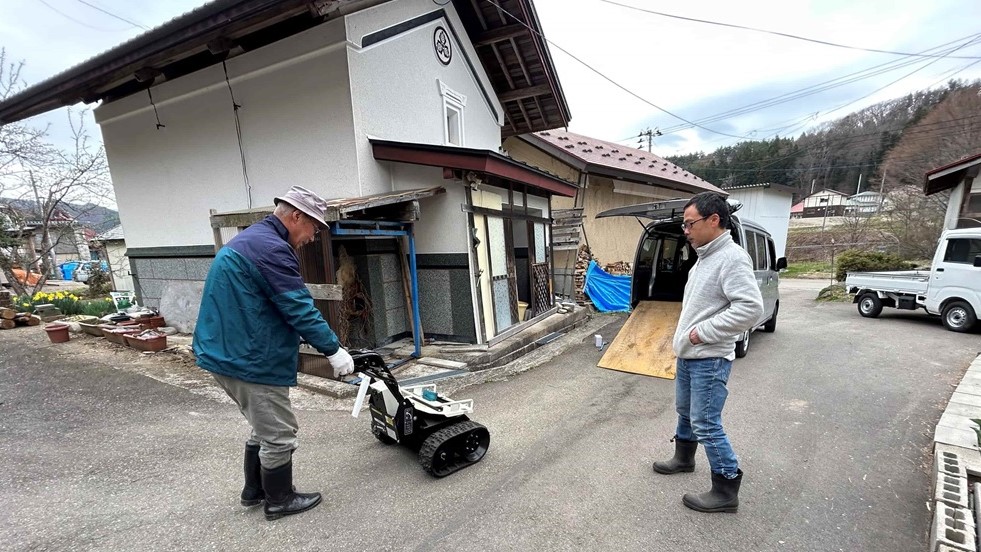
[532,262,551,316]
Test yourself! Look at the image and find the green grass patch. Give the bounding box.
[816,284,851,302]
[782,261,832,279]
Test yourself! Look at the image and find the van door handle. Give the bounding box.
[936,268,944,272]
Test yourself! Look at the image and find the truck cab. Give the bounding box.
[845,228,981,332]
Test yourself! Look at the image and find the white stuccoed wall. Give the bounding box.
[346,3,503,188]
[726,187,792,258]
[95,17,356,249]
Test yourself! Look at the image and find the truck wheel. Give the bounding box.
[735,331,749,358]
[762,303,778,333]
[942,301,977,333]
[858,293,883,318]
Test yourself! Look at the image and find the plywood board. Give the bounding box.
[598,301,681,379]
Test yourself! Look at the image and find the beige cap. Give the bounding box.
[274,185,330,228]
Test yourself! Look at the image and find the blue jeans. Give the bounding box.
[675,357,738,477]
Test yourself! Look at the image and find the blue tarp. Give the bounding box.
[584,260,632,312]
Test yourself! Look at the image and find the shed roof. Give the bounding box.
[519,129,723,194]
[924,151,981,196]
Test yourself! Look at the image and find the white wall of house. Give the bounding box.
[95,17,356,249]
[388,162,468,253]
[726,187,792,258]
[802,190,847,208]
[346,0,504,197]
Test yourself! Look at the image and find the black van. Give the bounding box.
[597,198,786,358]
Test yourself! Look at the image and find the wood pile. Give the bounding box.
[0,308,41,330]
[603,261,632,276]
[573,244,592,304]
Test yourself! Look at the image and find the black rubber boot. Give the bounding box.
[682,469,742,513]
[652,437,698,474]
[241,443,263,507]
[261,461,322,521]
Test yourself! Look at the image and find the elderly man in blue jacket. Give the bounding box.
[194,185,354,521]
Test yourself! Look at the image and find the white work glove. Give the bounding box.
[327,347,355,378]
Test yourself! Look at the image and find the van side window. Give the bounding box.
[943,238,981,263]
[755,233,769,270]
[744,232,759,269]
[766,238,776,268]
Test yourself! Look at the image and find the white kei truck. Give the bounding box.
[844,227,981,333]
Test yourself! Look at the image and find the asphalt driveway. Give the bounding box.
[0,279,977,551]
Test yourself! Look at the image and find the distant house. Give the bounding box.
[504,129,723,298]
[924,152,981,229]
[719,183,794,258]
[0,205,87,274]
[90,225,134,291]
[790,201,804,219]
[846,191,886,215]
[801,189,848,218]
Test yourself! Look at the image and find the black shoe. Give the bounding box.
[261,461,322,521]
[652,436,698,475]
[241,443,264,507]
[682,469,742,513]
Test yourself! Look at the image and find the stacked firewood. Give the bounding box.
[573,244,593,304]
[0,308,41,330]
[603,261,632,275]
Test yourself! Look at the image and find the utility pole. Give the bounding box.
[637,127,662,152]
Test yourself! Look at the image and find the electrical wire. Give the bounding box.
[222,61,253,209]
[481,0,748,139]
[655,33,981,135]
[36,0,125,32]
[73,0,148,30]
[598,0,981,60]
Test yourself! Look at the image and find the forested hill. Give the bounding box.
[666,80,981,197]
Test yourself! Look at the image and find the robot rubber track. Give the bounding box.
[350,349,490,477]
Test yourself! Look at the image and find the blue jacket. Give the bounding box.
[193,215,340,386]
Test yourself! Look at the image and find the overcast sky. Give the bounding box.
[2,0,980,158]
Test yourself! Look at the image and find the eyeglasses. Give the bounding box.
[302,213,321,235]
[680,216,708,231]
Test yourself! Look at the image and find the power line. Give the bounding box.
[598,0,981,60]
[73,0,148,30]
[36,0,125,31]
[481,0,748,139]
[656,33,981,135]
[820,35,981,117]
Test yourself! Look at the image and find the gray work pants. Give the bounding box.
[212,373,298,469]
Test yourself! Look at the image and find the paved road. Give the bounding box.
[1,279,978,551]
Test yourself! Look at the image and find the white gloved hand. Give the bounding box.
[327,347,355,378]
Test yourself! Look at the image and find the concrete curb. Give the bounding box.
[931,353,981,552]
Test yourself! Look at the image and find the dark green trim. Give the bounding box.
[126,245,216,258]
[362,10,444,47]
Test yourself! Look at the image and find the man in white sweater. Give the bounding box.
[652,192,763,514]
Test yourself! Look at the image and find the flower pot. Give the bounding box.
[44,324,70,344]
[124,333,168,352]
[138,316,165,329]
[102,327,141,345]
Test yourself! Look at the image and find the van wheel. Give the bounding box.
[735,331,749,358]
[762,303,778,333]
[942,301,977,333]
[857,293,882,318]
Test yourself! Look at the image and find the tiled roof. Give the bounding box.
[94,225,124,242]
[524,129,723,194]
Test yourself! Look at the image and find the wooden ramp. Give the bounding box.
[598,301,681,380]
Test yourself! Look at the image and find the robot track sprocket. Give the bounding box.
[418,420,490,477]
